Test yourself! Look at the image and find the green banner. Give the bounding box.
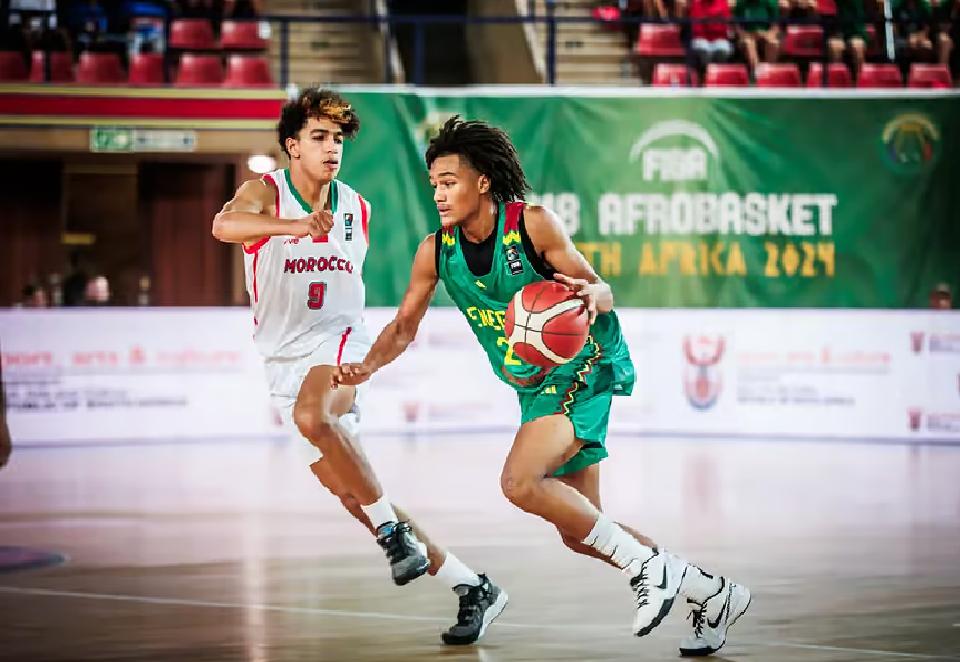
[336,91,960,308]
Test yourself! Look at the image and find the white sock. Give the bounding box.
[434,552,482,590]
[679,562,724,603]
[360,495,398,530]
[582,514,655,576]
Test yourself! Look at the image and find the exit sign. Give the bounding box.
[90,127,196,153]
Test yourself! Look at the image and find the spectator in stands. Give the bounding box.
[828,0,868,79]
[61,251,89,307]
[224,0,261,19]
[735,0,781,80]
[892,0,935,61]
[930,283,952,309]
[934,0,957,71]
[689,0,733,76]
[20,283,47,308]
[84,275,111,306]
[0,338,10,472]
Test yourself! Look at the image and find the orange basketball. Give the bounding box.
[504,281,590,367]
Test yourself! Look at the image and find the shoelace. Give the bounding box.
[687,602,706,637]
[379,526,412,563]
[632,565,650,608]
[455,586,485,625]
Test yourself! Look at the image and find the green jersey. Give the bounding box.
[435,201,635,397]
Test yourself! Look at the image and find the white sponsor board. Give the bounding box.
[2,308,959,445]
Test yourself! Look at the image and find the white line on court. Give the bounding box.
[1,585,957,661]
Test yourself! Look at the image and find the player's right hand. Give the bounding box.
[293,210,335,239]
[331,362,373,388]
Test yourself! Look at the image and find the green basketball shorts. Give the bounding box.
[516,349,617,477]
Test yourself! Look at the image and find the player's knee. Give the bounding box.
[499,471,539,509]
[559,528,582,551]
[293,405,338,445]
[310,458,345,497]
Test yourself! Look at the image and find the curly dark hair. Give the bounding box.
[277,88,361,157]
[425,115,529,205]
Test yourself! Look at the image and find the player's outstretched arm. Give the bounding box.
[525,206,614,323]
[332,235,439,387]
[212,179,320,249]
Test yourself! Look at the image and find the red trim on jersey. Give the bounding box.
[243,174,279,254]
[359,195,370,245]
[336,327,352,365]
[263,173,280,217]
[251,251,260,302]
[504,201,524,233]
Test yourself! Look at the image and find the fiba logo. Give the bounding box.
[910,332,925,354]
[683,336,725,411]
[907,408,923,432]
[628,120,720,182]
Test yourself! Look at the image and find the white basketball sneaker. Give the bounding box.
[630,549,688,637]
[679,578,752,656]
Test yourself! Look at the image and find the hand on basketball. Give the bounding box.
[331,362,373,388]
[554,273,604,325]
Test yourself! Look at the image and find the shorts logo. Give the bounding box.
[683,336,725,411]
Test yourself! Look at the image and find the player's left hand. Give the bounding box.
[554,273,600,325]
[331,362,373,388]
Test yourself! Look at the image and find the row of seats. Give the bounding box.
[169,18,269,51]
[636,23,883,59]
[652,61,952,87]
[0,50,273,87]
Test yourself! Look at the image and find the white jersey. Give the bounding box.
[242,168,369,361]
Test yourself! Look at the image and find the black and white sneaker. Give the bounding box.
[376,521,429,586]
[441,574,509,645]
[679,578,752,656]
[631,549,687,637]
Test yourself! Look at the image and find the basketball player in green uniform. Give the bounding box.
[333,116,751,655]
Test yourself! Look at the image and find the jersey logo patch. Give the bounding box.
[344,213,353,241]
[504,246,524,276]
[475,280,486,289]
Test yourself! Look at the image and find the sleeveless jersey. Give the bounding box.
[242,168,369,360]
[436,201,634,395]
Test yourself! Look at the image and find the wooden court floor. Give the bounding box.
[0,434,958,662]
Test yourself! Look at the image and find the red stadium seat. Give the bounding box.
[169,18,217,50]
[704,63,750,87]
[128,52,164,85]
[806,62,853,87]
[223,54,273,87]
[858,63,902,88]
[782,26,825,58]
[175,53,224,86]
[0,50,28,82]
[591,6,623,32]
[220,20,270,50]
[77,51,125,84]
[755,63,801,87]
[635,24,685,57]
[651,63,698,86]
[29,50,74,83]
[908,63,952,88]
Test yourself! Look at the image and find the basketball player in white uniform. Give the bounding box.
[211,89,507,645]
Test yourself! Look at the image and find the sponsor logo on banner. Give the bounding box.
[683,335,725,411]
[908,408,923,431]
[879,113,941,176]
[911,332,925,353]
[929,414,960,433]
[930,333,960,354]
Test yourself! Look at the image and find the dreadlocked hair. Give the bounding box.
[425,115,529,206]
[277,88,361,157]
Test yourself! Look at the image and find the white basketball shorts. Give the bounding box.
[264,324,372,462]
